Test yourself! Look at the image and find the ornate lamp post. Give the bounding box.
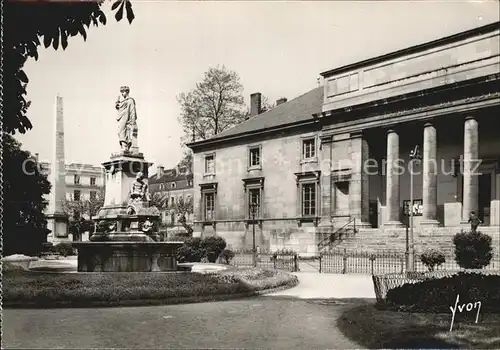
[408,145,422,272]
[249,201,259,267]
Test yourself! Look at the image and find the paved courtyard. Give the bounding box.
[3,297,370,349]
[2,271,377,349]
[267,272,376,299]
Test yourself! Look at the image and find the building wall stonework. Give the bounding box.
[190,23,500,255]
[193,127,321,254]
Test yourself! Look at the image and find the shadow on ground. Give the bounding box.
[337,303,500,349]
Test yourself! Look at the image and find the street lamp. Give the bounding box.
[408,145,422,272]
[249,201,259,267]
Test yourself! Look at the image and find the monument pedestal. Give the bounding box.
[102,151,151,207]
[46,213,69,243]
[73,150,185,272]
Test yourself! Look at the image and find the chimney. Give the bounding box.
[250,93,262,117]
[276,97,287,106]
[157,165,164,179]
[35,153,39,161]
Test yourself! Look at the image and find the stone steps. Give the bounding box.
[322,226,499,255]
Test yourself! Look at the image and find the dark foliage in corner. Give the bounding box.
[3,135,51,256]
[4,0,134,135]
[453,230,493,269]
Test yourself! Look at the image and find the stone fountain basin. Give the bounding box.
[72,241,184,272]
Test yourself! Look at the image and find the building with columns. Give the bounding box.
[188,22,500,255]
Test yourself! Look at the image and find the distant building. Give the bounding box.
[39,160,105,206]
[148,164,194,226]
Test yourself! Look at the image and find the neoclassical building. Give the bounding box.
[188,22,500,255]
[148,164,194,226]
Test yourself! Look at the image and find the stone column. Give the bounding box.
[384,129,404,227]
[421,122,439,227]
[319,135,333,224]
[462,116,479,222]
[349,132,371,227]
[46,95,69,242]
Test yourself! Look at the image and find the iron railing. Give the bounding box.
[319,248,500,275]
[218,249,299,272]
[317,217,357,252]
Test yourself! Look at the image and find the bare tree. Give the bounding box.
[61,189,105,219]
[177,148,193,172]
[260,95,275,113]
[173,196,194,236]
[177,65,248,143]
[149,192,169,211]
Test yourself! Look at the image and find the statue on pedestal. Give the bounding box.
[115,86,138,153]
[127,172,150,214]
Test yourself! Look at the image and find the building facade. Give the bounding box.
[148,165,194,226]
[40,161,105,206]
[188,22,500,255]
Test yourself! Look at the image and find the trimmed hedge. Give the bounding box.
[420,249,445,272]
[453,230,493,269]
[3,267,298,308]
[385,272,500,313]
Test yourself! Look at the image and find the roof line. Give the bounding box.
[187,118,319,150]
[320,21,500,78]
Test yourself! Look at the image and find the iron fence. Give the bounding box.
[320,248,500,275]
[219,249,299,272]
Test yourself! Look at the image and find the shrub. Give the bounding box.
[453,230,493,269]
[176,237,204,263]
[202,236,227,263]
[177,236,228,263]
[219,249,235,265]
[420,249,446,271]
[385,271,500,313]
[272,248,297,260]
[53,242,74,257]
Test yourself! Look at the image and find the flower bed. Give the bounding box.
[3,267,298,308]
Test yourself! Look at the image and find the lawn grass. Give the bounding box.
[3,267,298,308]
[337,302,500,349]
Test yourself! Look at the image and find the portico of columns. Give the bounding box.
[381,114,499,228]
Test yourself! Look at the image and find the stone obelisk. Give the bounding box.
[46,95,69,242]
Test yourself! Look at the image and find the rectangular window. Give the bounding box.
[204,193,215,220]
[302,183,316,216]
[248,188,261,218]
[73,190,81,201]
[90,177,96,186]
[205,155,215,174]
[74,174,80,185]
[302,139,316,159]
[249,147,261,167]
[90,191,96,200]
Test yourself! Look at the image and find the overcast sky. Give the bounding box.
[17,0,499,171]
